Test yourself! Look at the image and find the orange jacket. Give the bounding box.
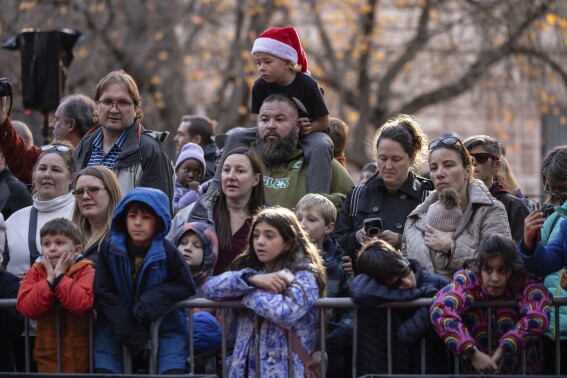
[16,258,95,373]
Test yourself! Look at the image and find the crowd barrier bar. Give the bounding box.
[1,296,566,376]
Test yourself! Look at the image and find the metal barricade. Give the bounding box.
[1,296,566,376]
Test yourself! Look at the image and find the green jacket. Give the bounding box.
[263,148,354,209]
[541,200,567,340]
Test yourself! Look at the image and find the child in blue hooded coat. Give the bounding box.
[93,187,195,374]
[174,222,222,363]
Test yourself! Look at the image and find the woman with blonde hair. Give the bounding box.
[72,166,123,263]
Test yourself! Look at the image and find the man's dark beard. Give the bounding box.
[256,128,299,166]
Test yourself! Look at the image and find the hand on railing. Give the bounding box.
[470,348,499,374]
[249,270,294,294]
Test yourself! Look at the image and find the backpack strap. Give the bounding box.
[349,185,365,219]
[416,175,433,203]
[280,326,311,366]
[28,207,41,265]
[542,212,562,243]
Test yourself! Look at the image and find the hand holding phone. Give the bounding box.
[364,217,383,237]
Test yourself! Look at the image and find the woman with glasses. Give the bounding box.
[72,166,123,264]
[350,239,450,375]
[402,136,510,280]
[74,70,174,203]
[519,145,567,374]
[333,114,433,269]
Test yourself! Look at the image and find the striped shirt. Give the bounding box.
[87,124,133,169]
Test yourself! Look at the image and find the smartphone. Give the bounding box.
[364,217,383,237]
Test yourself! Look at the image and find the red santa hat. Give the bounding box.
[251,26,308,73]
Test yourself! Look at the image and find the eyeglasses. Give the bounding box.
[72,186,107,198]
[543,186,567,198]
[40,145,72,153]
[428,136,465,151]
[471,152,499,164]
[390,265,411,289]
[97,99,133,110]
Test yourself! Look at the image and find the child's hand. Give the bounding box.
[341,255,354,277]
[424,225,453,253]
[491,346,505,368]
[560,270,567,291]
[42,252,56,284]
[298,117,312,135]
[188,181,201,192]
[249,271,294,294]
[54,251,74,277]
[355,227,374,245]
[523,209,544,252]
[470,349,499,374]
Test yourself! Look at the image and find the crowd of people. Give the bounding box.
[0,25,566,377]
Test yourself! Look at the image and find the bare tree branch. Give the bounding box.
[377,0,435,112]
[393,1,550,120]
[511,46,567,90]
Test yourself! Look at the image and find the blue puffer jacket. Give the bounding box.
[94,188,195,373]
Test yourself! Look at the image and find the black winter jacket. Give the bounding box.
[349,260,450,375]
[0,270,24,372]
[0,168,32,220]
[490,181,529,244]
[333,172,432,259]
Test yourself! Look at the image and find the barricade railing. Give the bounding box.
[2,296,566,376]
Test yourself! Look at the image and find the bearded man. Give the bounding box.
[221,93,353,209]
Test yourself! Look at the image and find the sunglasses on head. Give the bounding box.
[41,144,71,153]
[428,136,465,151]
[471,152,499,164]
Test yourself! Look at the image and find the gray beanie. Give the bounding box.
[426,188,462,232]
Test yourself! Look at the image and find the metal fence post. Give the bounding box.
[188,308,194,375]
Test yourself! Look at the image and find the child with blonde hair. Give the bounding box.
[295,194,352,378]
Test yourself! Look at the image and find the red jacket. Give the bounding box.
[16,258,95,373]
[0,117,40,185]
